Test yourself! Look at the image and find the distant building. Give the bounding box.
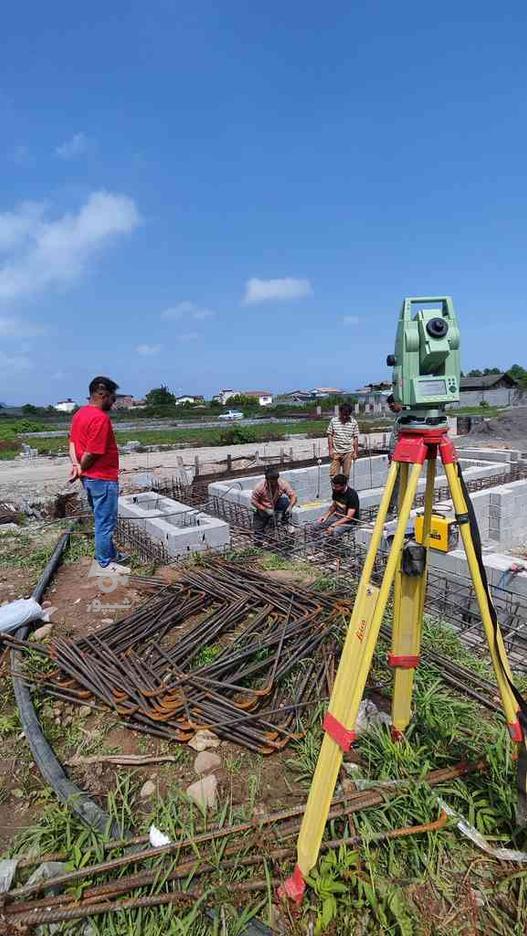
[241,391,273,407]
[457,374,523,408]
[278,390,315,403]
[354,386,391,414]
[54,398,77,413]
[311,387,345,399]
[113,394,136,410]
[215,389,239,405]
[175,395,205,406]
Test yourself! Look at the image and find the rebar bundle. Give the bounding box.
[23,559,348,752]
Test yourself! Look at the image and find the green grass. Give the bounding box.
[12,419,330,457]
[447,405,503,416]
[4,552,527,933]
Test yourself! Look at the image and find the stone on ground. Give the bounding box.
[194,750,221,775]
[32,623,53,641]
[186,774,218,810]
[188,729,220,752]
[139,779,156,799]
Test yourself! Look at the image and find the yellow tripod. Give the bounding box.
[280,426,526,903]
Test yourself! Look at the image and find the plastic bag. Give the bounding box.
[0,598,43,635]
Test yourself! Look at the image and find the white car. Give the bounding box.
[218,410,244,421]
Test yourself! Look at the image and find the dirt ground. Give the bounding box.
[467,405,527,449]
[0,543,316,853]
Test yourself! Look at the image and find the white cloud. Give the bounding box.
[243,277,313,304]
[0,202,44,251]
[0,350,31,372]
[0,191,140,301]
[177,332,199,342]
[0,315,44,337]
[55,132,90,160]
[52,370,66,380]
[161,301,215,321]
[342,315,360,326]
[136,343,161,356]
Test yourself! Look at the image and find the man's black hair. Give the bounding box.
[89,376,119,396]
[332,474,348,486]
[387,393,395,404]
[265,466,280,479]
[339,403,352,415]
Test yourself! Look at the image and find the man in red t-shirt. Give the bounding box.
[69,376,128,571]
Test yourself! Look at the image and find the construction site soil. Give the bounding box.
[466,405,527,449]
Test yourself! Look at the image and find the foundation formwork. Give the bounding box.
[208,455,510,524]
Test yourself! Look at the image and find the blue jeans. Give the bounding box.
[82,479,119,567]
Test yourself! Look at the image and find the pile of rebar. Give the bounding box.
[22,559,347,752]
[1,759,480,929]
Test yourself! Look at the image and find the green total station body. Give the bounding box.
[387,296,461,426]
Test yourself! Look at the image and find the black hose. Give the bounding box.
[10,525,122,837]
[9,529,273,932]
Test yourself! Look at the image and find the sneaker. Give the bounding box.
[114,551,131,564]
[96,561,131,575]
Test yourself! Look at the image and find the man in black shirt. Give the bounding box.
[317,474,360,537]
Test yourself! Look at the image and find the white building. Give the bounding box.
[54,398,77,413]
[242,391,274,407]
[216,389,239,405]
[175,395,204,406]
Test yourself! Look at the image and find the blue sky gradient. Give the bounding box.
[1,2,527,403]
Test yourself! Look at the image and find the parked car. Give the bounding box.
[218,410,244,421]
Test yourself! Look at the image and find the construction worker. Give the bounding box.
[251,467,298,542]
[387,393,404,515]
[69,376,129,573]
[327,403,359,479]
[387,393,404,457]
[316,474,360,537]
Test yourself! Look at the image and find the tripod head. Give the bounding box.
[387,296,460,428]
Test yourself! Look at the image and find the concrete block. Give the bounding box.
[119,492,230,559]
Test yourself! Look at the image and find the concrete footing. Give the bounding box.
[208,454,510,525]
[118,492,230,559]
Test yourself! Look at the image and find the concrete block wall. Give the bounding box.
[456,447,521,464]
[209,456,510,526]
[119,492,230,558]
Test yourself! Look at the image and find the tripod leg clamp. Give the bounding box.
[323,712,356,751]
[508,720,523,742]
[278,864,306,904]
[388,653,421,669]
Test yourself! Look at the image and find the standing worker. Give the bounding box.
[387,393,404,515]
[69,376,129,572]
[327,403,359,479]
[387,393,404,457]
[251,467,298,542]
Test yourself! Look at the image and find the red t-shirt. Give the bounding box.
[69,406,119,481]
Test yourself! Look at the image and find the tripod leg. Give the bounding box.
[280,460,423,902]
[390,456,436,737]
[443,462,520,734]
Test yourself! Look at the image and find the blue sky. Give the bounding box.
[1,1,527,404]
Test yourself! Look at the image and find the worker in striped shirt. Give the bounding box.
[327,403,359,479]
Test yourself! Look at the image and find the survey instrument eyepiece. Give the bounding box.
[388,296,460,427]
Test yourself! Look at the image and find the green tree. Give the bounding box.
[466,369,483,377]
[145,386,177,408]
[508,364,527,387]
[226,394,259,408]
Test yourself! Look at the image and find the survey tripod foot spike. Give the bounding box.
[280,423,527,905]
